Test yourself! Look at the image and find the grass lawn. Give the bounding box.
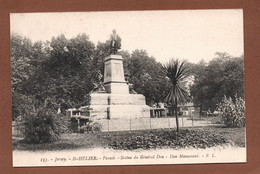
[193,126,246,147]
[13,125,245,151]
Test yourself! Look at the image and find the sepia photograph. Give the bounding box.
[10,9,246,167]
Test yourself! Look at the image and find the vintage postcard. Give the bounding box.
[10,9,246,167]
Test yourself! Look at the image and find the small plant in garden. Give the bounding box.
[217,95,245,128]
[23,106,69,144]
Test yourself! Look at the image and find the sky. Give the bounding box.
[10,9,244,63]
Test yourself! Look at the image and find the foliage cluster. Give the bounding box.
[104,129,228,150]
[122,50,168,104]
[217,95,245,128]
[23,106,69,143]
[190,52,244,112]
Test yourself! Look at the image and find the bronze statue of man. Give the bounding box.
[110,29,121,54]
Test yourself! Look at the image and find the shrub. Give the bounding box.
[24,107,69,143]
[217,95,245,127]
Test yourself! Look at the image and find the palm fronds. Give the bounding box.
[162,59,190,105]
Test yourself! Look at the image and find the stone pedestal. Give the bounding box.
[80,93,150,120]
[103,55,129,94]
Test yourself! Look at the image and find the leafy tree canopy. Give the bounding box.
[190,52,244,112]
[123,50,168,105]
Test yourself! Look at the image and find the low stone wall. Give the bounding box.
[93,117,211,132]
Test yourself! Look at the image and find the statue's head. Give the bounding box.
[112,29,116,34]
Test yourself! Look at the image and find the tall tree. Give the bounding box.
[190,53,244,112]
[161,59,190,133]
[22,34,96,110]
[11,33,46,119]
[123,50,167,105]
[11,33,40,91]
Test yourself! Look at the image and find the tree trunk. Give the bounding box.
[200,104,202,116]
[175,102,179,133]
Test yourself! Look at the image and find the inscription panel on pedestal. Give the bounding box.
[114,63,122,77]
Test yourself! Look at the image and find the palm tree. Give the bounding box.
[161,59,190,133]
